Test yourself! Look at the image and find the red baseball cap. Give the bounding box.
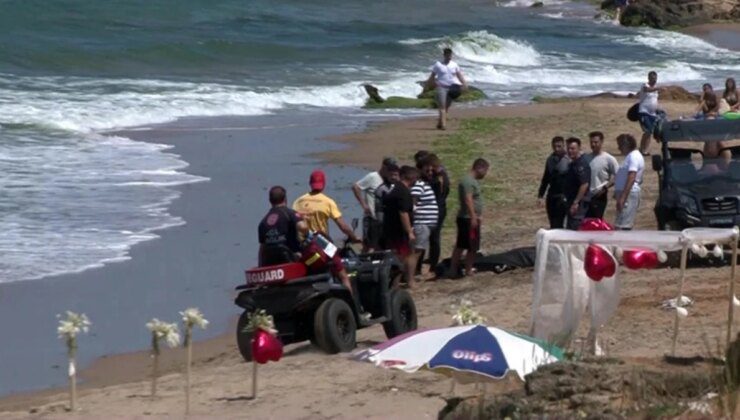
[309,169,326,191]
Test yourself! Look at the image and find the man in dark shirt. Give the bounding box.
[537,136,570,229]
[383,165,418,288]
[374,163,400,249]
[258,186,308,265]
[563,137,591,230]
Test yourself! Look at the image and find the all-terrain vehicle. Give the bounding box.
[652,118,740,230]
[233,222,418,361]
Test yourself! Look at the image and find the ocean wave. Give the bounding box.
[440,31,542,67]
[500,0,567,7]
[619,27,740,59]
[0,131,207,283]
[541,12,564,19]
[0,73,424,133]
[466,60,703,86]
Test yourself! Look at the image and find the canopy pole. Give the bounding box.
[671,244,689,356]
[727,238,738,348]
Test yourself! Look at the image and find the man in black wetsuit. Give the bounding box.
[258,185,308,266]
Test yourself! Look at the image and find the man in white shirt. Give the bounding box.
[352,157,397,252]
[585,131,619,219]
[614,134,645,230]
[637,71,659,155]
[426,47,467,131]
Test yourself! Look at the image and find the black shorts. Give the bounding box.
[455,217,480,251]
[362,216,382,249]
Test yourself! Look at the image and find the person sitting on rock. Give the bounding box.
[425,47,467,131]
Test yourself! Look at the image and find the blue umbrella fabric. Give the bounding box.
[353,325,563,384]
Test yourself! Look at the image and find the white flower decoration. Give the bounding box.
[451,299,486,326]
[146,318,181,348]
[57,311,91,340]
[180,308,209,330]
[242,309,277,335]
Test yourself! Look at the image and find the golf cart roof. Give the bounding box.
[659,119,740,143]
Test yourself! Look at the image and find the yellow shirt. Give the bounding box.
[292,192,342,235]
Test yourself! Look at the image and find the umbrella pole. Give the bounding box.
[477,383,486,419]
[727,238,738,348]
[671,245,689,356]
[448,379,455,396]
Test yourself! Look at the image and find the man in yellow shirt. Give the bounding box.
[294,170,365,311]
[293,170,360,243]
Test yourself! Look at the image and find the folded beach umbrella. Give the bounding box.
[352,325,563,384]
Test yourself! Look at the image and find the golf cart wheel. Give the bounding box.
[236,310,254,362]
[313,298,357,354]
[382,289,418,339]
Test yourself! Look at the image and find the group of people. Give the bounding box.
[258,154,490,291]
[538,132,644,231]
[695,77,740,120]
[634,71,740,156]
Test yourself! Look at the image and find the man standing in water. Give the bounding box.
[426,47,468,130]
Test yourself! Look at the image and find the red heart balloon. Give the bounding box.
[622,249,659,270]
[252,328,283,364]
[584,244,617,281]
[578,218,614,232]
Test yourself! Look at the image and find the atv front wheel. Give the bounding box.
[236,310,253,362]
[382,289,417,338]
[313,298,357,354]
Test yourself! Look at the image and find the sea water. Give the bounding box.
[1,0,738,283]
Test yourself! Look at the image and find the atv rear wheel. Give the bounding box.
[382,289,417,339]
[313,298,357,354]
[236,310,254,362]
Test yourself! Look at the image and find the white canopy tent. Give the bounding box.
[530,227,739,354]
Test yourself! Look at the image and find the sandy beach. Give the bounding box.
[682,23,740,51]
[6,95,740,418]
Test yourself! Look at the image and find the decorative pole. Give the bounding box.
[728,236,738,347]
[241,309,281,399]
[180,308,208,415]
[145,319,180,398]
[450,299,486,395]
[671,244,689,356]
[57,311,91,412]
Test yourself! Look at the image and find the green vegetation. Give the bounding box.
[364,96,435,109]
[363,87,487,109]
[433,117,504,225]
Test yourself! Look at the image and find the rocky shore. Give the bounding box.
[601,0,739,29]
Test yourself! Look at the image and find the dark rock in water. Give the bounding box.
[363,84,487,109]
[363,84,384,103]
[530,1,544,7]
[613,0,739,29]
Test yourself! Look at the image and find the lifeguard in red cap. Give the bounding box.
[293,170,361,295]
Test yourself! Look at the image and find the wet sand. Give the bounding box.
[0,111,379,398]
[683,22,740,51]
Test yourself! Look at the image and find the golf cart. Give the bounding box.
[652,119,740,230]
[233,220,417,361]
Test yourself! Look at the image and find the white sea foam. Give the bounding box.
[541,12,564,19]
[619,28,740,59]
[466,59,703,86]
[441,31,542,67]
[500,0,567,7]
